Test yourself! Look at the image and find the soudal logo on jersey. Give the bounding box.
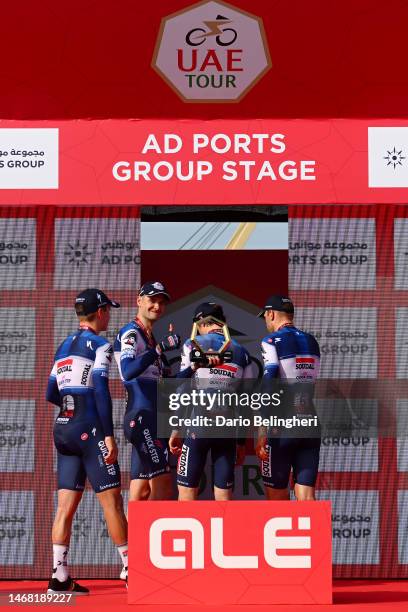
[152,1,271,102]
[295,357,315,370]
[57,358,73,375]
[81,363,91,385]
[178,444,189,477]
[209,363,238,377]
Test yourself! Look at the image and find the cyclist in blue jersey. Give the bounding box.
[114,281,181,503]
[46,289,128,594]
[255,295,321,502]
[169,302,255,501]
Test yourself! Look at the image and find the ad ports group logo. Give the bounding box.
[152,1,271,102]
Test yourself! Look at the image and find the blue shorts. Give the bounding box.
[261,437,320,489]
[123,408,170,480]
[177,437,236,489]
[53,417,120,493]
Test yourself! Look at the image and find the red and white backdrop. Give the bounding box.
[0,203,408,579]
[0,118,408,579]
[0,0,407,585]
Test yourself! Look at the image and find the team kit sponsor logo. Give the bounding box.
[56,356,94,390]
[153,1,271,102]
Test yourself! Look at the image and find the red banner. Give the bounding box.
[1,120,408,204]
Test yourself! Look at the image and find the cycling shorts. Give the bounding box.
[177,437,236,490]
[53,415,120,494]
[261,437,320,489]
[123,408,170,480]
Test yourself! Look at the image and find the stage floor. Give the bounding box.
[1,580,408,610]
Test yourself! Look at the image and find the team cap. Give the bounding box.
[75,288,120,316]
[257,295,294,317]
[139,281,170,300]
[193,302,226,323]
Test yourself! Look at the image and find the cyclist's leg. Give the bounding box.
[293,438,321,501]
[261,437,291,500]
[129,446,151,501]
[177,437,208,501]
[212,439,235,501]
[53,453,85,544]
[96,487,128,545]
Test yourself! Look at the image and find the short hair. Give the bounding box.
[75,304,108,320]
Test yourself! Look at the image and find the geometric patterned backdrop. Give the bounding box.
[0,203,407,579]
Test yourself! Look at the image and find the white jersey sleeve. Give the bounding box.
[94,341,113,377]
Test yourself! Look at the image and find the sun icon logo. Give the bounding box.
[64,240,93,267]
[384,147,406,169]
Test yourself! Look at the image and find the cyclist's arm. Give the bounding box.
[175,340,194,378]
[260,339,280,424]
[46,361,62,407]
[92,342,114,437]
[120,329,158,381]
[261,339,280,379]
[237,354,257,445]
[46,366,62,407]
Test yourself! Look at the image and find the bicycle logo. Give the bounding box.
[186,15,237,47]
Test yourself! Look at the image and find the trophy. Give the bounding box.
[189,315,233,366]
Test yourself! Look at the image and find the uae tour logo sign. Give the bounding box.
[152,0,271,102]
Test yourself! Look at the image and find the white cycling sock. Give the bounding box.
[52,544,69,582]
[117,543,128,569]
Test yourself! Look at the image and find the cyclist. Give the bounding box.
[255,295,321,501]
[114,281,180,502]
[46,289,128,594]
[169,302,255,500]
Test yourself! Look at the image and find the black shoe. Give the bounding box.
[47,576,89,595]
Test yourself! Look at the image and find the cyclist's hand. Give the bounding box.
[255,436,269,461]
[157,333,181,352]
[169,433,182,456]
[207,354,221,366]
[104,436,118,464]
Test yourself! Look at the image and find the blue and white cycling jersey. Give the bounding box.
[180,329,255,383]
[114,318,170,479]
[114,319,169,407]
[46,327,114,436]
[261,324,320,381]
[260,324,321,488]
[261,324,320,418]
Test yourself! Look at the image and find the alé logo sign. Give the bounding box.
[128,501,332,605]
[150,516,312,569]
[152,0,271,102]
